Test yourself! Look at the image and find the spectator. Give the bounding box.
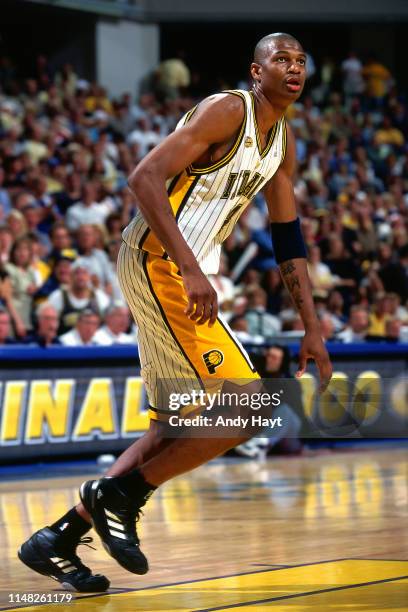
[47,259,110,334]
[326,290,347,332]
[3,155,26,191]
[244,286,281,338]
[5,236,38,335]
[227,294,248,322]
[21,202,51,253]
[318,56,335,101]
[28,233,51,286]
[29,176,55,220]
[48,221,76,264]
[367,294,392,338]
[127,118,163,158]
[378,243,408,302]
[229,315,263,345]
[374,117,404,149]
[387,292,408,323]
[154,54,191,101]
[355,201,378,259]
[324,234,360,308]
[13,191,36,213]
[35,253,74,301]
[54,172,82,215]
[362,56,392,102]
[20,78,42,114]
[55,63,78,97]
[105,212,124,242]
[25,303,60,346]
[75,224,113,290]
[84,84,112,115]
[6,210,27,241]
[384,317,402,343]
[93,304,134,345]
[337,305,370,343]
[0,226,13,264]
[59,309,100,346]
[24,123,48,164]
[66,183,114,231]
[341,52,364,98]
[318,313,336,341]
[308,245,338,295]
[0,259,26,337]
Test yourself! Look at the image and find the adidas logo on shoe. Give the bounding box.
[18,527,110,592]
[79,479,149,575]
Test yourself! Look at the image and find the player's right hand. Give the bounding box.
[296,330,332,393]
[182,268,219,327]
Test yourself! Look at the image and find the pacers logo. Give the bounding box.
[202,349,224,374]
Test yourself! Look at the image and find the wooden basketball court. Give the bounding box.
[1,447,407,610]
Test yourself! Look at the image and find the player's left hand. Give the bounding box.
[296,330,332,393]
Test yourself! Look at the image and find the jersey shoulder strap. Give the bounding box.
[177,89,248,176]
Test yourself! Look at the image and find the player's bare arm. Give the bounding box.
[127,93,245,326]
[264,123,332,391]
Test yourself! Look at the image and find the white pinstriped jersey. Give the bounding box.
[122,89,287,274]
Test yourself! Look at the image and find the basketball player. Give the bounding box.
[19,33,332,591]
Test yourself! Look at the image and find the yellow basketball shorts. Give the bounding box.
[117,242,259,420]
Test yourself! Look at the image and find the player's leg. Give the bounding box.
[80,247,263,574]
[75,419,173,521]
[18,420,174,590]
[135,429,247,485]
[18,244,179,589]
[79,379,263,575]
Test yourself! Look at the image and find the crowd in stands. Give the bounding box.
[0,50,407,347]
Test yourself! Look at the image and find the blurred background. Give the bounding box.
[0,0,406,464]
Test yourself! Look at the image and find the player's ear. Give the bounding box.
[250,62,262,82]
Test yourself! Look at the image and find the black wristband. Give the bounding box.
[270,217,307,264]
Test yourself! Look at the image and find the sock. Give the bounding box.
[49,507,91,548]
[112,469,157,506]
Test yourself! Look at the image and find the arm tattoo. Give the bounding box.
[292,291,304,310]
[280,261,296,276]
[279,260,304,310]
[287,276,300,292]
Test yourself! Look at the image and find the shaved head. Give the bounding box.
[254,33,303,64]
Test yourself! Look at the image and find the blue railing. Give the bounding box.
[0,342,406,363]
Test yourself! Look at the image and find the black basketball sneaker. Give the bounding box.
[18,527,110,592]
[79,478,149,575]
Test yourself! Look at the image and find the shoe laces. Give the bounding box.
[104,480,146,544]
[57,537,96,575]
[115,508,144,545]
[77,536,97,551]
